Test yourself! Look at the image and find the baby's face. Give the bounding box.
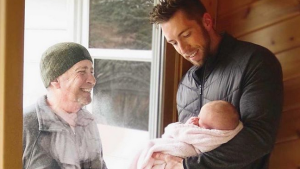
[197,115,213,129]
[199,109,237,130]
[198,108,230,130]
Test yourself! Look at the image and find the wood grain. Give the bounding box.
[238,15,300,54]
[276,47,300,81]
[270,139,300,169]
[217,0,300,37]
[276,108,300,143]
[217,0,259,17]
[283,77,300,112]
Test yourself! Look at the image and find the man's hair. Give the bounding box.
[150,0,207,24]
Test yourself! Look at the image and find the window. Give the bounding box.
[85,0,164,168]
[23,0,75,108]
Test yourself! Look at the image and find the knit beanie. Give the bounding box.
[40,42,93,88]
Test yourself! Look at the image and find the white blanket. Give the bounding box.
[130,121,243,169]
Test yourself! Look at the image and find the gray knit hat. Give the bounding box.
[40,42,93,88]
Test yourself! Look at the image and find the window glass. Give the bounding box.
[93,59,151,131]
[89,0,155,168]
[89,0,153,50]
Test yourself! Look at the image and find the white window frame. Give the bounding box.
[73,0,165,138]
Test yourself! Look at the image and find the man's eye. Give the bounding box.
[170,42,177,46]
[183,32,191,37]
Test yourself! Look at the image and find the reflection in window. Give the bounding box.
[89,0,153,50]
[89,0,155,168]
[93,59,151,131]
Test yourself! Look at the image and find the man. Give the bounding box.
[150,0,283,168]
[23,42,107,169]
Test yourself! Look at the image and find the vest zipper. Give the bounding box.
[199,85,202,113]
[199,65,206,109]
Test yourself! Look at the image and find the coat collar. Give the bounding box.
[192,33,237,82]
[36,95,95,132]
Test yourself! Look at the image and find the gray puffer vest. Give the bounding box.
[177,33,283,169]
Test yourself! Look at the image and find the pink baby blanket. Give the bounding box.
[130,121,243,169]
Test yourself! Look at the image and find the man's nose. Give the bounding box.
[87,72,96,86]
[177,41,190,55]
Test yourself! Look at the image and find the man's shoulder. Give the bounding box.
[23,104,39,128]
[222,33,273,57]
[236,40,279,68]
[235,38,275,57]
[222,37,277,71]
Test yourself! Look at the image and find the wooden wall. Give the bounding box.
[214,0,300,168]
[0,0,24,168]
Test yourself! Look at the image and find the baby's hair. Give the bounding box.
[201,100,239,130]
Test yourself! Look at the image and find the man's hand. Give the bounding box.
[152,153,184,169]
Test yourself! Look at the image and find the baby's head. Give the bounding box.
[198,101,239,130]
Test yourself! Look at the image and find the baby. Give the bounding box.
[131,100,243,169]
[186,100,240,130]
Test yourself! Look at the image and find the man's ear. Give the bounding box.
[202,13,213,30]
[50,79,60,89]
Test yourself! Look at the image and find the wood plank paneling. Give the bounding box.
[238,15,300,54]
[276,108,300,143]
[276,47,300,80]
[276,49,300,141]
[270,139,300,169]
[282,77,300,112]
[217,0,300,37]
[283,76,300,93]
[217,0,259,17]
[215,0,300,168]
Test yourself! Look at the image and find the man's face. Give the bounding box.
[161,10,211,67]
[57,60,96,107]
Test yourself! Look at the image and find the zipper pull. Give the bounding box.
[199,85,202,95]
